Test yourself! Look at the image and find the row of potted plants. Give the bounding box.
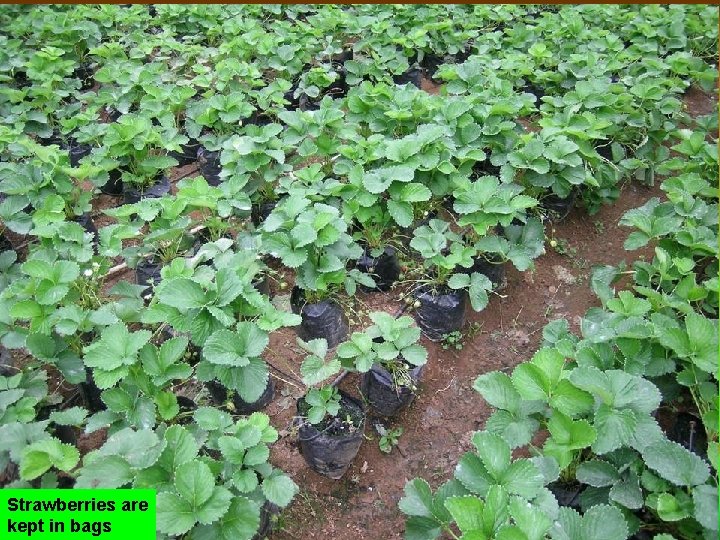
[398,117,718,539]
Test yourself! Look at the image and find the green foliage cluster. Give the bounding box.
[0,4,716,539]
[400,115,718,539]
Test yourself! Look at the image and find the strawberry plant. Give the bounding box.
[97,113,183,197]
[296,337,367,479]
[409,219,493,312]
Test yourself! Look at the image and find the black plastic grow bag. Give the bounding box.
[100,168,124,196]
[540,190,576,222]
[197,146,222,186]
[135,257,163,298]
[297,391,366,479]
[206,378,275,415]
[356,246,401,292]
[459,255,506,291]
[361,362,425,417]
[169,138,201,167]
[290,287,348,349]
[123,174,170,204]
[414,285,467,341]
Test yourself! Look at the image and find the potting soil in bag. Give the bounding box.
[73,213,98,247]
[548,482,583,510]
[541,190,577,221]
[361,363,425,417]
[80,367,105,412]
[291,287,348,349]
[297,392,365,479]
[669,411,707,459]
[251,202,277,226]
[68,142,92,167]
[123,174,171,204]
[206,379,275,414]
[0,345,14,376]
[197,146,222,186]
[136,257,163,298]
[101,168,124,195]
[234,377,275,414]
[462,256,506,290]
[253,275,272,297]
[356,247,401,292]
[393,67,423,88]
[414,286,467,341]
[170,138,200,166]
[254,502,280,540]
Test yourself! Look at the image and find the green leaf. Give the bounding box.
[194,407,233,431]
[157,278,208,309]
[544,412,596,468]
[552,504,628,540]
[195,486,233,525]
[159,425,199,473]
[157,492,196,536]
[474,372,521,413]
[692,484,718,531]
[156,391,180,420]
[609,472,643,510]
[501,459,546,499]
[232,469,258,493]
[582,504,628,540]
[97,428,165,469]
[550,380,594,418]
[472,431,510,479]
[468,273,492,311]
[511,348,565,402]
[190,497,261,540]
[262,472,298,507]
[396,183,432,203]
[301,354,341,386]
[20,439,80,480]
[456,452,493,496]
[218,436,245,464]
[402,344,428,366]
[444,496,484,533]
[656,493,690,522]
[404,516,443,540]
[593,405,637,455]
[232,356,270,403]
[387,199,414,227]
[684,312,718,373]
[203,324,268,367]
[447,273,471,289]
[399,478,434,518]
[175,460,215,507]
[83,323,151,371]
[26,334,56,360]
[75,455,132,488]
[49,406,87,426]
[485,409,540,449]
[642,439,710,487]
[576,460,619,487]
[509,495,552,540]
[243,444,269,466]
